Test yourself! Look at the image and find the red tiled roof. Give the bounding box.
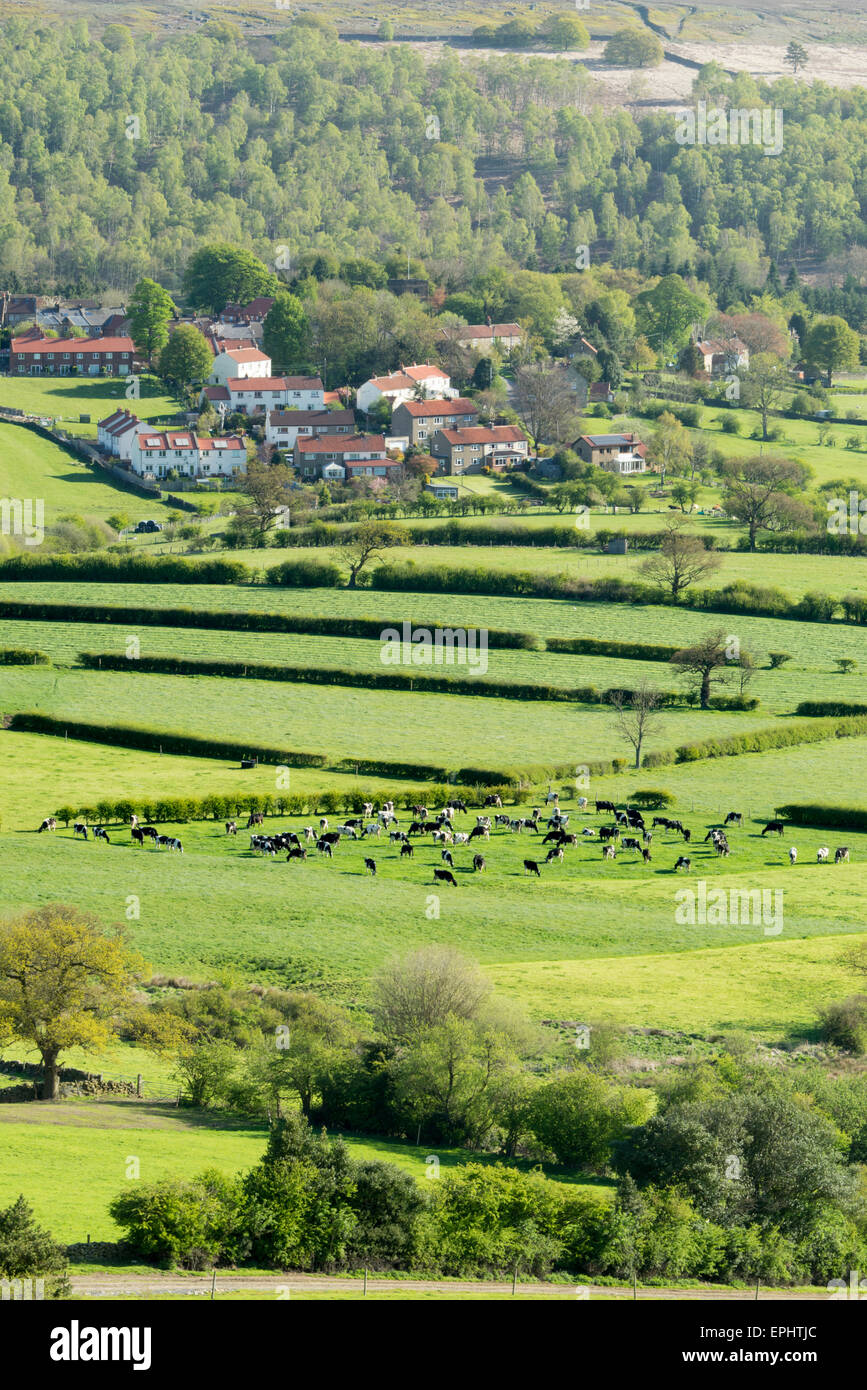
[296,434,386,454]
[11,335,134,354]
[397,397,477,418]
[437,425,527,446]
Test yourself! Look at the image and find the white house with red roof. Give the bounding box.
[202,374,324,416]
[266,408,355,449]
[430,424,529,475]
[129,429,247,481]
[293,433,392,481]
[97,408,146,462]
[208,346,273,387]
[356,364,456,416]
[10,334,134,376]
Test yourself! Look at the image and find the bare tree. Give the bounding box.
[670,629,733,708]
[608,681,664,769]
[640,516,721,601]
[512,359,580,447]
[372,946,491,1042]
[719,456,812,551]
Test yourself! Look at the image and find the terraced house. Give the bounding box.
[129,429,247,481]
[9,334,134,375]
[294,433,393,481]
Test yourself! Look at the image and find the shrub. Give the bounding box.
[797,591,838,622]
[0,648,50,665]
[819,997,867,1055]
[628,789,675,810]
[768,652,792,668]
[108,1171,241,1268]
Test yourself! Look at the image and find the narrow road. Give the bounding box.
[71,1273,831,1300]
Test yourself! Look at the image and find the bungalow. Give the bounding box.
[391,397,479,447]
[208,347,273,387]
[438,322,523,352]
[294,433,389,481]
[574,433,647,475]
[694,337,749,375]
[426,482,460,501]
[97,408,145,462]
[430,424,529,475]
[266,408,355,449]
[129,429,247,481]
[10,335,134,376]
[356,364,455,416]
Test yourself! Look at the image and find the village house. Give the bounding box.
[208,346,273,387]
[391,397,479,447]
[574,432,648,475]
[36,304,126,337]
[437,322,523,352]
[129,428,247,481]
[97,408,145,462]
[266,407,355,449]
[221,297,275,324]
[10,334,135,376]
[430,424,529,475]
[202,375,325,416]
[693,336,750,374]
[293,433,391,481]
[356,364,455,415]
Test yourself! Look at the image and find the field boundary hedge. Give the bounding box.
[0,600,540,651]
[775,803,867,831]
[0,647,49,664]
[795,701,867,717]
[11,711,867,789]
[75,650,759,710]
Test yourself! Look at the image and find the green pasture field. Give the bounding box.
[0,610,861,718]
[0,662,782,770]
[0,730,404,832]
[0,423,171,529]
[0,377,179,438]
[184,540,867,600]
[0,1100,610,1249]
[0,801,864,1029]
[6,581,865,652]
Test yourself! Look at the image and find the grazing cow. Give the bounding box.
[642,830,653,846]
[642,848,652,863]
[304,826,315,842]
[364,857,377,875]
[364,823,381,838]
[560,833,578,847]
[448,799,468,815]
[37,817,57,833]
[130,814,139,829]
[603,845,616,860]
[817,847,829,863]
[545,847,564,863]
[73,822,88,839]
[681,828,692,844]
[286,847,307,860]
[523,859,541,877]
[473,854,486,873]
[92,826,110,844]
[674,856,691,872]
[582,828,596,838]
[441,849,454,868]
[596,799,615,816]
[545,788,559,805]
[433,829,453,846]
[626,811,645,829]
[724,812,743,826]
[509,818,527,833]
[652,816,671,829]
[543,830,566,845]
[614,810,629,826]
[453,833,469,846]
[337,824,358,839]
[321,832,341,847]
[621,837,643,853]
[762,821,784,837]
[225,821,237,836]
[495,815,511,828]
[835,847,850,864]
[320,818,328,831]
[703,829,719,843]
[468,826,489,842]
[390,830,405,843]
[316,839,333,858]
[247,811,264,829]
[599,825,619,843]
[170,838,183,853]
[156,835,172,849]
[433,868,457,887]
[577,797,588,811]
[131,826,144,847]
[484,794,503,809]
[400,842,414,858]
[408,822,425,837]
[475,816,492,829]
[141,826,159,841]
[412,805,428,819]
[363,802,374,817]
[789,847,797,865]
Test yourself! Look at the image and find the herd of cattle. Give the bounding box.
[35,798,852,877]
